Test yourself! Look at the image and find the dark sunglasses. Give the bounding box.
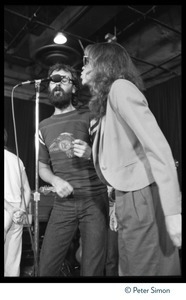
[83,55,91,66]
[51,75,74,85]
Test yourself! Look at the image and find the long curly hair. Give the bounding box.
[84,42,145,119]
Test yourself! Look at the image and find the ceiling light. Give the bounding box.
[105,33,117,43]
[53,32,67,44]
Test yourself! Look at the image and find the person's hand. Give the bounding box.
[52,176,73,198]
[165,213,182,248]
[73,139,91,160]
[108,187,115,204]
[12,209,26,224]
[109,203,118,232]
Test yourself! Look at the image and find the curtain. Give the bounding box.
[145,75,182,188]
[4,97,53,190]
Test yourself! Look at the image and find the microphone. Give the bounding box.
[17,74,62,86]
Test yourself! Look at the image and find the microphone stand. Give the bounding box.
[33,80,41,277]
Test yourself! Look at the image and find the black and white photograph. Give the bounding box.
[3,4,183,299]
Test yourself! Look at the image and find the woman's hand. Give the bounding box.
[109,203,118,232]
[165,213,182,248]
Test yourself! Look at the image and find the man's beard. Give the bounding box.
[48,86,72,109]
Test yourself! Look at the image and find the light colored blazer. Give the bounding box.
[92,79,181,216]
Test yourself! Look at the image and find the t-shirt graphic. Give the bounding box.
[49,132,75,158]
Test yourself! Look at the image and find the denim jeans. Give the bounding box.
[105,228,118,276]
[39,193,109,276]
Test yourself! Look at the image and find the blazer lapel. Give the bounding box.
[92,119,101,167]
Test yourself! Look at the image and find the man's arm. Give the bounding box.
[39,161,73,198]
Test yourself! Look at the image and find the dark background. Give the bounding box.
[4,75,182,191]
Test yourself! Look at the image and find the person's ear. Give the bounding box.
[72,85,76,94]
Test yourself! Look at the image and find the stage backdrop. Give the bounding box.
[145,75,181,188]
[4,75,181,190]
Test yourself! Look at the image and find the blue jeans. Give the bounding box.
[39,193,109,276]
[105,228,118,276]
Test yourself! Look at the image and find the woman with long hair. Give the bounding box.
[80,42,181,276]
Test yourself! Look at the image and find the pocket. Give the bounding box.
[124,160,138,167]
[132,186,155,224]
[116,160,138,171]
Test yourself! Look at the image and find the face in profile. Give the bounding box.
[81,55,93,86]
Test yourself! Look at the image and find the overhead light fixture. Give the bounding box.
[53,32,67,44]
[105,33,117,43]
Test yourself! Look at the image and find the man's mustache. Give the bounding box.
[51,84,64,92]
